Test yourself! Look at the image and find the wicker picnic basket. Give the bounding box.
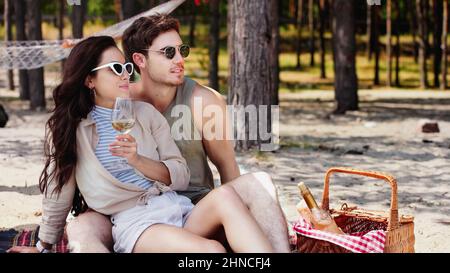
[296,167,415,253]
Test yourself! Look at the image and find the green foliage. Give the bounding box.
[87,0,116,17]
[41,0,57,14]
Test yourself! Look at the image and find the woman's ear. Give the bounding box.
[84,75,94,90]
[132,53,146,70]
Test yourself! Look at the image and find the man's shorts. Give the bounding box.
[177,186,212,205]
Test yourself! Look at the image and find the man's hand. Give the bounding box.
[7,246,40,253]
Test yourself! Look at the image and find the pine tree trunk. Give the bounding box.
[424,0,430,57]
[72,0,87,38]
[58,0,65,43]
[332,0,358,114]
[121,0,137,19]
[308,0,315,66]
[319,0,326,79]
[296,0,303,69]
[386,0,392,87]
[271,0,280,106]
[58,0,65,72]
[417,0,428,89]
[4,0,14,90]
[148,0,164,8]
[26,0,46,111]
[208,0,220,91]
[290,0,296,18]
[395,0,400,87]
[228,0,279,151]
[148,0,156,8]
[14,0,30,100]
[407,0,419,63]
[433,0,443,87]
[374,5,380,85]
[441,0,448,90]
[366,5,372,60]
[114,0,122,21]
[189,1,196,47]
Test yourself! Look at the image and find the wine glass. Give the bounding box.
[110,97,135,172]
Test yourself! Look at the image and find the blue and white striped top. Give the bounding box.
[91,105,153,190]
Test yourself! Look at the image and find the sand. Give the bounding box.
[1,87,449,253]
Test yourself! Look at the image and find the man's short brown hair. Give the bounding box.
[122,14,180,73]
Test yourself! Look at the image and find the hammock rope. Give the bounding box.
[0,0,186,70]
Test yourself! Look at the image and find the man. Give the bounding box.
[65,14,290,253]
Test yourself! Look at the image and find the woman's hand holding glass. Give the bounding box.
[109,134,140,167]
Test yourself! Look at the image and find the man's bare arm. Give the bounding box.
[191,85,240,184]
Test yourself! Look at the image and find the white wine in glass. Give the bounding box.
[112,119,135,134]
[110,97,135,172]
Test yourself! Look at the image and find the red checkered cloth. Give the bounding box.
[292,217,386,253]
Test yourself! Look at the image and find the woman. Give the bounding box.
[8,36,273,253]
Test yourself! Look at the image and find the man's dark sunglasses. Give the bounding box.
[145,44,190,60]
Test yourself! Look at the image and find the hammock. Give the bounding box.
[0,0,186,70]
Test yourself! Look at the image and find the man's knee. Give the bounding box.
[239,171,278,201]
[252,171,275,187]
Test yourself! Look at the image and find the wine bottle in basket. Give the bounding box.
[298,182,344,235]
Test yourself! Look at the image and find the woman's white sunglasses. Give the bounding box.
[91,62,134,77]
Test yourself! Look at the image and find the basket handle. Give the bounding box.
[321,167,399,231]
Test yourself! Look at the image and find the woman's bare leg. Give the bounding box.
[183,185,274,253]
[133,224,226,253]
[65,210,113,253]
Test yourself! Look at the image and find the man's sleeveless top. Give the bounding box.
[162,77,215,194]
